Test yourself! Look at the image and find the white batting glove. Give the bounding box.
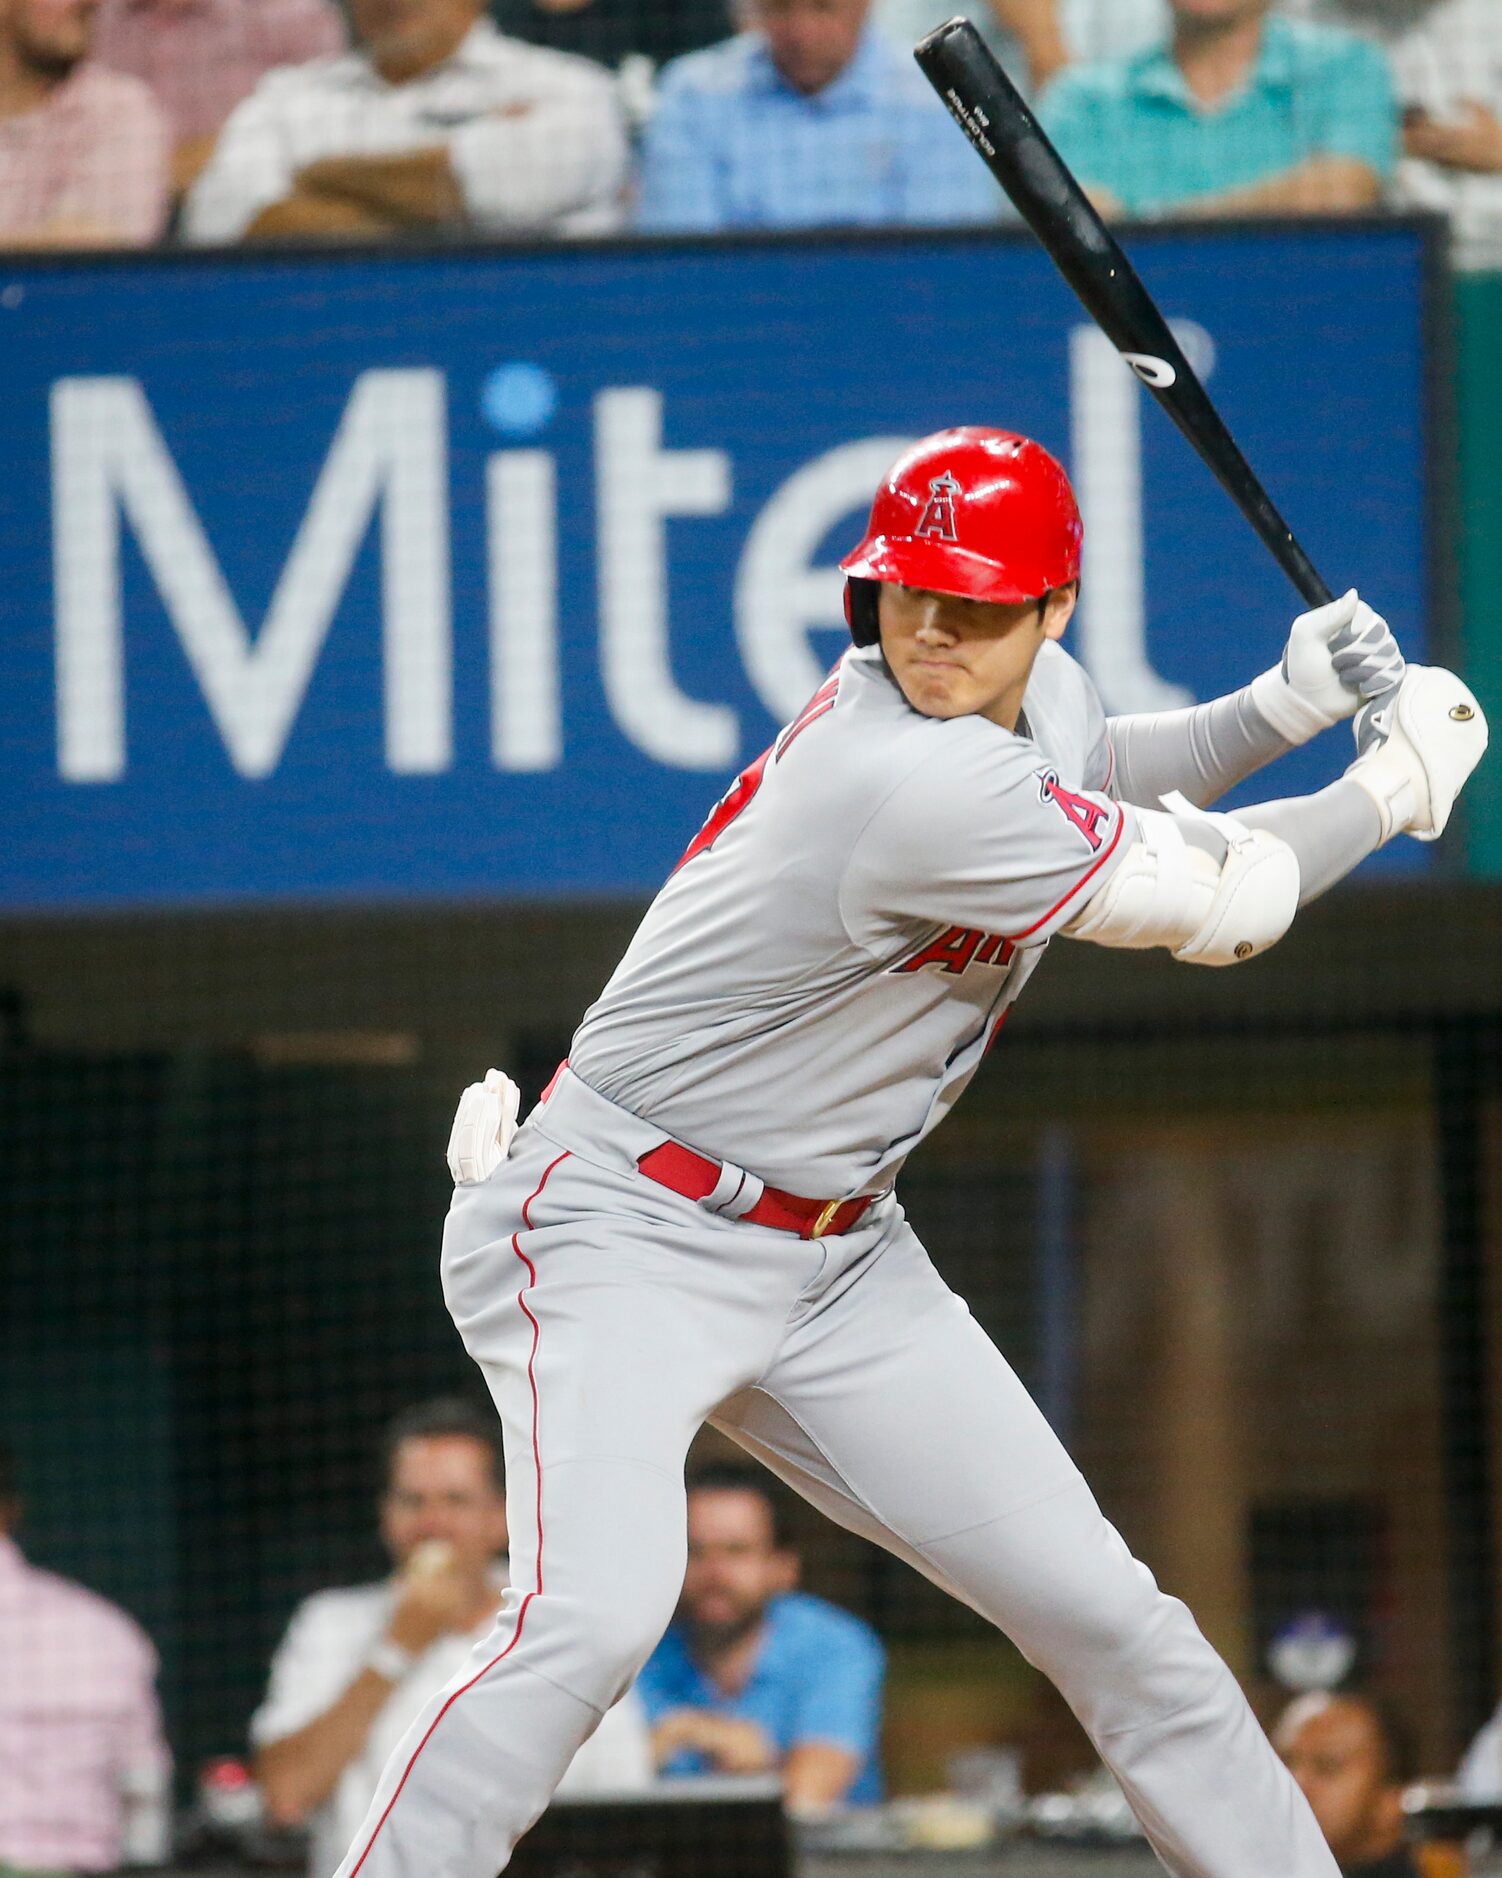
[446,1068,522,1184]
[1347,664,1488,843]
[1250,590,1405,745]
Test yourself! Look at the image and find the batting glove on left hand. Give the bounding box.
[1250,589,1405,745]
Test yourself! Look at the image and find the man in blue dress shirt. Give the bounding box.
[634,0,1003,231]
[636,1465,885,1806]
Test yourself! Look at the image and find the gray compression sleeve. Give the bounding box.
[1157,777,1385,907]
[1108,684,1288,808]
[1235,777,1385,905]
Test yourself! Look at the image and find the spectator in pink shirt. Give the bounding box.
[93,0,346,201]
[0,1440,172,1874]
[0,0,170,247]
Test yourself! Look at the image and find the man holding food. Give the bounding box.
[251,1398,653,1877]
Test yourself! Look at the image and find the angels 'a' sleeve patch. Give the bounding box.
[1038,769,1113,850]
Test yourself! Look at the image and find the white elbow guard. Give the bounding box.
[1064,798,1300,966]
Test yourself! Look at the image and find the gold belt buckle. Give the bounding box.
[809,1198,843,1240]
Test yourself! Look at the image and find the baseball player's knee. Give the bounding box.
[520,1498,686,1708]
[1020,1536,1227,1734]
[950,1502,1225,1730]
[527,1573,678,1711]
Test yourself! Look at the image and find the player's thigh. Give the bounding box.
[742,1218,1177,1689]
[442,1123,807,1590]
[711,1384,981,1615]
[754,1211,1086,1545]
[722,1373,1174,1704]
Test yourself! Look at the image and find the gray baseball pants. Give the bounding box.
[332,1068,1337,1878]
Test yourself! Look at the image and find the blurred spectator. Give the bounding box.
[636,1464,884,1809]
[1274,1690,1420,1877]
[0,1438,171,1874]
[635,0,1002,231]
[183,0,627,245]
[1298,0,1502,269]
[1456,1675,1502,1797]
[93,0,347,200]
[1038,0,1396,221]
[489,0,728,77]
[0,0,169,248]
[872,0,1165,98]
[252,1398,652,1878]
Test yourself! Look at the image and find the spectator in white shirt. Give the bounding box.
[251,1399,653,1878]
[1299,0,1502,269]
[183,0,627,244]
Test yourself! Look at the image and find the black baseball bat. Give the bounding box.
[913,16,1334,611]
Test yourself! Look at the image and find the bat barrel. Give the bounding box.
[914,17,1334,613]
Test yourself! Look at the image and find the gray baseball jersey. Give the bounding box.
[570,641,1139,1196]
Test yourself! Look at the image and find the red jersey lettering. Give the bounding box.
[673,749,771,874]
[895,926,1014,977]
[673,671,841,873]
[974,932,1015,968]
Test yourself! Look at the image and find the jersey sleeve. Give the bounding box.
[841,727,1137,950]
[1079,664,1116,796]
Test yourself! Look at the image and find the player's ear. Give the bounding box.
[1042,582,1078,641]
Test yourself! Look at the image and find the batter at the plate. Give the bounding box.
[335,427,1487,1878]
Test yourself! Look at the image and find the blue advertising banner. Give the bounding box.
[0,223,1435,911]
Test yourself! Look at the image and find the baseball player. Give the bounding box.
[335,428,1487,1878]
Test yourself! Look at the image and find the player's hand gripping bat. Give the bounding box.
[910,18,1415,740]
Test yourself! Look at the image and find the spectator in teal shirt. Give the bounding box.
[636,1466,884,1807]
[1038,0,1397,220]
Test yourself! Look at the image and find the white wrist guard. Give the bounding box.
[1347,664,1488,844]
[1064,796,1300,967]
[1249,664,1335,745]
[446,1068,523,1184]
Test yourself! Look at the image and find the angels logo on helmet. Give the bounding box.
[914,472,962,542]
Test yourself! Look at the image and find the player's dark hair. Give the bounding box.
[685,1462,796,1550]
[1345,1691,1420,1788]
[381,1397,505,1494]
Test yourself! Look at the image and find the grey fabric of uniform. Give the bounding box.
[1138,778,1386,907]
[1107,684,1288,809]
[332,1086,1343,1878]
[570,643,1135,1199]
[1238,776,1386,905]
[1106,688,1387,905]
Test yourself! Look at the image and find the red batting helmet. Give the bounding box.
[839,428,1082,647]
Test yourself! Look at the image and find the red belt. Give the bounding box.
[636,1140,873,1241]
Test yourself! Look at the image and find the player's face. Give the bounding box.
[1274,1698,1403,1868]
[752,0,869,96]
[10,0,97,72]
[679,1490,797,1643]
[878,582,1076,730]
[379,1435,509,1575]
